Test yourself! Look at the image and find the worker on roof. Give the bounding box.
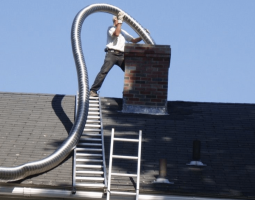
[90,11,143,97]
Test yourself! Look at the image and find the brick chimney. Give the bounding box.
[122,44,171,115]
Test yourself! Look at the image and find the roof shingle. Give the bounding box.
[0,93,255,199]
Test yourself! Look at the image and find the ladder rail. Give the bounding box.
[99,96,108,188]
[72,93,79,193]
[72,148,77,192]
[136,130,142,200]
[106,128,115,200]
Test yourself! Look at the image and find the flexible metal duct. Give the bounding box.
[0,3,155,182]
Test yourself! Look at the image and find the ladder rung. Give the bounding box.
[86,120,100,123]
[88,112,100,115]
[76,153,102,157]
[78,143,102,146]
[89,100,99,102]
[76,148,102,151]
[87,116,100,119]
[76,164,103,168]
[76,158,103,162]
[111,173,137,177]
[85,124,101,127]
[76,183,105,187]
[82,133,101,136]
[76,177,104,181]
[89,97,99,100]
[114,138,139,142]
[110,191,136,196]
[80,138,102,142]
[112,155,138,160]
[88,104,99,107]
[84,128,101,132]
[89,108,99,111]
[76,171,103,174]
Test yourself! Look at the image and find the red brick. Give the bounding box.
[153,58,163,61]
[132,83,141,87]
[152,65,164,68]
[145,88,157,92]
[136,87,145,91]
[140,91,151,95]
[151,99,163,103]
[158,89,167,92]
[158,82,168,85]
[157,95,167,99]
[123,94,134,98]
[146,74,159,78]
[130,70,141,73]
[142,57,153,61]
[154,91,163,95]
[129,98,139,101]
[124,80,133,83]
[152,72,163,75]
[130,77,140,81]
[123,91,130,94]
[152,85,163,89]
[158,68,169,72]
[141,78,151,81]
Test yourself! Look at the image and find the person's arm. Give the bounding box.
[131,37,142,44]
[131,29,150,43]
[113,12,124,37]
[113,23,122,36]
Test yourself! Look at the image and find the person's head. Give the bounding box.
[112,15,118,26]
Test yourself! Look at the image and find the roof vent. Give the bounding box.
[153,159,174,184]
[187,140,206,166]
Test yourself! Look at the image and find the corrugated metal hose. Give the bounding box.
[0,3,155,182]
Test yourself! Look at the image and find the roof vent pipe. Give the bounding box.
[153,159,174,184]
[187,140,206,166]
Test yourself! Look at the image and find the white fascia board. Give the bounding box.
[0,186,244,200]
[0,186,104,199]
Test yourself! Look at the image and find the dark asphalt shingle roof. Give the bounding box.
[0,92,255,199]
[100,97,255,199]
[0,92,74,187]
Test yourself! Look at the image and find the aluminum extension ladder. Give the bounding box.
[107,128,142,200]
[72,96,107,193]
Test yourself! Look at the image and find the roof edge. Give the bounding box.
[0,186,247,200]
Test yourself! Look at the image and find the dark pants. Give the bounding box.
[90,51,125,92]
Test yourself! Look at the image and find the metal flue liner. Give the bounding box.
[0,3,155,182]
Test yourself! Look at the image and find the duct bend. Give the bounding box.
[0,3,155,182]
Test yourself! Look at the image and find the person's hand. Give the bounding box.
[117,11,125,23]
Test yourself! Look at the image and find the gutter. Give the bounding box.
[0,186,243,200]
[0,186,104,199]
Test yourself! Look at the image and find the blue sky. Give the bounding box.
[1,0,255,103]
